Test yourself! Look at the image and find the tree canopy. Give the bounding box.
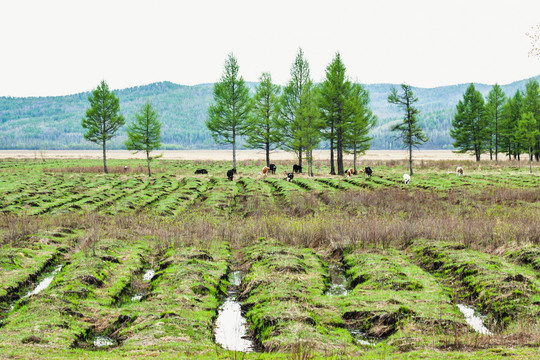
[81,80,125,173]
[450,84,489,162]
[388,84,428,174]
[125,100,162,176]
[206,53,251,169]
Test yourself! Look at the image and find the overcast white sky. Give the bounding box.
[1,0,539,97]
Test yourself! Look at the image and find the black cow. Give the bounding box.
[293,164,302,173]
[286,172,294,182]
[227,168,236,181]
[194,169,208,175]
[364,166,373,177]
[269,164,277,174]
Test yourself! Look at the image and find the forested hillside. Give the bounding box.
[1,77,538,150]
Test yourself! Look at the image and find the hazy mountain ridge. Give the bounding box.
[1,76,539,150]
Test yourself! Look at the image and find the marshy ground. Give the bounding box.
[0,157,539,359]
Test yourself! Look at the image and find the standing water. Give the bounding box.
[23,264,63,298]
[326,264,349,296]
[214,270,256,352]
[7,264,63,310]
[131,269,155,302]
[457,304,492,335]
[142,269,155,281]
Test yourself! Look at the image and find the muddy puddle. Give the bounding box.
[326,264,349,296]
[214,270,257,352]
[457,304,492,335]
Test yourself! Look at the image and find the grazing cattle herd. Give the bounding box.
[193,162,466,184]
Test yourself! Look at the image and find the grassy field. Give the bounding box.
[0,157,539,359]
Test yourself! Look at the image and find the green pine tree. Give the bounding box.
[297,82,322,176]
[206,53,251,169]
[319,52,350,175]
[344,83,377,173]
[450,84,489,162]
[500,90,524,160]
[245,73,281,166]
[277,48,311,171]
[485,84,506,161]
[516,112,539,173]
[522,79,540,161]
[388,84,428,174]
[125,100,162,177]
[82,80,125,174]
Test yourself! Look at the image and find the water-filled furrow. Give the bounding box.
[214,270,256,352]
[347,329,376,346]
[130,269,155,302]
[457,304,492,335]
[326,264,349,296]
[2,263,63,320]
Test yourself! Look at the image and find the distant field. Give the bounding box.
[0,149,499,161]
[0,158,539,359]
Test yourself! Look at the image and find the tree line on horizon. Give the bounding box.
[77,53,538,177]
[451,80,540,172]
[205,50,433,176]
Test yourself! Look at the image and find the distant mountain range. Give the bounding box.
[1,76,539,150]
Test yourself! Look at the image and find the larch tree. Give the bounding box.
[277,48,311,171]
[387,84,428,175]
[319,52,350,175]
[296,82,322,176]
[485,84,506,161]
[206,53,251,169]
[125,100,162,177]
[516,112,539,173]
[500,90,524,160]
[82,80,125,174]
[344,83,376,173]
[522,79,540,161]
[450,84,489,162]
[245,72,281,166]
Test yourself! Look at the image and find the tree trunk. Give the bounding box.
[266,141,270,167]
[409,143,413,175]
[337,125,343,175]
[232,128,236,169]
[353,142,357,174]
[298,148,302,172]
[489,138,493,160]
[146,150,151,177]
[102,140,108,174]
[330,126,335,175]
[495,118,498,161]
[529,145,533,174]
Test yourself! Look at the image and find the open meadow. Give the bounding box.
[0,157,539,359]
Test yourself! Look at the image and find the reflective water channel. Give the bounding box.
[93,335,117,348]
[131,269,154,302]
[214,270,256,352]
[7,264,63,311]
[23,264,63,298]
[326,264,349,296]
[457,304,492,335]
